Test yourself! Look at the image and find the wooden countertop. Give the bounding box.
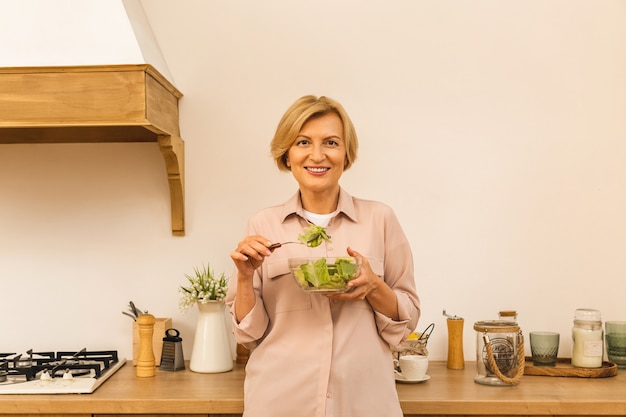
[1,361,625,416]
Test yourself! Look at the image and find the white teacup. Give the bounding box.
[395,354,428,380]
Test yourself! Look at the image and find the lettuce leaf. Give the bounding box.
[294,257,358,290]
[298,225,331,247]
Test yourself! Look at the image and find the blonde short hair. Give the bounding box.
[270,95,359,172]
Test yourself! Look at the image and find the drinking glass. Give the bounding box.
[530,331,559,366]
[605,321,626,368]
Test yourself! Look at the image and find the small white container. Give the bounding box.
[571,309,603,368]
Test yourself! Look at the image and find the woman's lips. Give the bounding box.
[306,167,329,174]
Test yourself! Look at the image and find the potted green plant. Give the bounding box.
[179,263,232,373]
[178,264,229,312]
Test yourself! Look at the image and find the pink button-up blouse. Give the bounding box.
[226,188,420,417]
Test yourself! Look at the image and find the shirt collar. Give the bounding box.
[280,187,358,224]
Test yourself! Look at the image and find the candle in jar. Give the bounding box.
[571,309,603,368]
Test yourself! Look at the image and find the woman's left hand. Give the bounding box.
[326,247,380,301]
[326,247,399,319]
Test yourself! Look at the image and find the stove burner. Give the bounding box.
[0,349,126,395]
[0,349,120,381]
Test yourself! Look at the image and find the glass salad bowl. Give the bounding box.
[288,257,362,293]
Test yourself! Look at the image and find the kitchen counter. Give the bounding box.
[0,361,624,416]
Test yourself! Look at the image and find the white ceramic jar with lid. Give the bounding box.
[571,308,603,368]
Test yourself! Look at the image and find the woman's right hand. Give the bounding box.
[230,235,274,278]
[230,235,273,322]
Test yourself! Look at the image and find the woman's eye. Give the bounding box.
[296,139,310,146]
[326,139,339,147]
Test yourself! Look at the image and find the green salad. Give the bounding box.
[298,224,331,248]
[292,257,359,290]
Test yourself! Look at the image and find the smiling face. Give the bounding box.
[286,112,346,204]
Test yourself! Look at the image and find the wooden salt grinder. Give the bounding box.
[136,313,156,377]
[446,317,465,369]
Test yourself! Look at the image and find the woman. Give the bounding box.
[227,95,420,417]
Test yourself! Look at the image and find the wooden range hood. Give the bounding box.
[0,64,185,236]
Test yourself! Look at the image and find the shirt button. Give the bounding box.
[326,393,332,398]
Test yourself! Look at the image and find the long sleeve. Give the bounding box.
[225,189,420,417]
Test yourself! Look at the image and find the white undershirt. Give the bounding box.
[303,209,336,227]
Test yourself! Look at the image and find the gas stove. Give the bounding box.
[0,348,126,394]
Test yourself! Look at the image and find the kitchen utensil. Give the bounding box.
[136,314,156,378]
[122,311,136,321]
[268,241,303,251]
[443,309,464,370]
[129,301,146,318]
[269,227,330,251]
[160,328,185,372]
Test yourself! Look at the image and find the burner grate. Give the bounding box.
[0,349,120,381]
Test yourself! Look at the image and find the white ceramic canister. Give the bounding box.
[571,308,603,368]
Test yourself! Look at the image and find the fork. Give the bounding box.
[268,241,303,251]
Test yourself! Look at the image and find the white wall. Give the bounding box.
[1,0,625,362]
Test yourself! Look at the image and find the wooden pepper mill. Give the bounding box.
[444,310,465,369]
[136,313,156,377]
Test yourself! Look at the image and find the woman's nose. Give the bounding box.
[310,143,325,161]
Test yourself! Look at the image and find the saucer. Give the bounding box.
[395,374,430,384]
